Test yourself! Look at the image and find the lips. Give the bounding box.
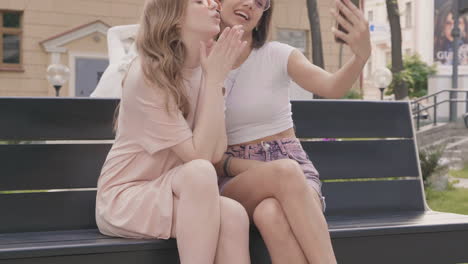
[212,10,221,20]
[234,10,250,21]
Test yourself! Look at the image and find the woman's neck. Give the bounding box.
[181,32,213,69]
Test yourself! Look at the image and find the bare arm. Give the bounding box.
[288,0,371,99]
[288,50,367,99]
[171,26,246,163]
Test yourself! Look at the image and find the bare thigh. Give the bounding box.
[171,196,180,238]
[169,159,219,238]
[221,159,305,217]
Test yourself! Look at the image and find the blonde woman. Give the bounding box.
[95,0,250,263]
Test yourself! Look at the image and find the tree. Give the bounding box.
[386,0,408,99]
[306,0,325,99]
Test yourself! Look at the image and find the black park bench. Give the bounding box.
[1,97,468,264]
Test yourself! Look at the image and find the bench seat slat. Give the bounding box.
[301,139,419,180]
[292,100,413,138]
[322,180,426,215]
[0,229,177,260]
[0,144,111,191]
[2,211,468,261]
[332,229,468,264]
[328,211,468,238]
[0,192,97,233]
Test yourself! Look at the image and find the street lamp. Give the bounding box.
[372,67,393,100]
[46,64,70,97]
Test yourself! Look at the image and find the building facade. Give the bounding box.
[363,0,421,99]
[363,0,467,118]
[0,0,354,98]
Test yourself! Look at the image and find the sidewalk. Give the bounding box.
[450,176,468,188]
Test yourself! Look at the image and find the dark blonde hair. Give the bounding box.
[137,0,190,117]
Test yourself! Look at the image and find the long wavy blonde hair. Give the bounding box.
[137,0,190,117]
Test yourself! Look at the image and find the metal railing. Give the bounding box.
[411,89,468,130]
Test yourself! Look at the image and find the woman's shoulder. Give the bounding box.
[254,41,296,59]
[259,41,295,52]
[124,59,169,103]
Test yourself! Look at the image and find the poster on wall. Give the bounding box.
[434,0,468,66]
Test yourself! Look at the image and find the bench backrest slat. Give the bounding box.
[0,192,96,233]
[0,144,111,191]
[292,100,414,138]
[323,179,425,215]
[0,98,118,141]
[301,140,419,180]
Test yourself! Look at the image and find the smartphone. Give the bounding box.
[335,0,362,44]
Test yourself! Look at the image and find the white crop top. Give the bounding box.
[224,41,296,145]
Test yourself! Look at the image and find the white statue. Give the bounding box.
[91,24,139,98]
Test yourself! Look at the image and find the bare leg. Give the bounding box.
[171,159,221,264]
[214,197,251,264]
[222,159,337,264]
[253,198,307,264]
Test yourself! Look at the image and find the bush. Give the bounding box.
[386,54,437,99]
[419,145,447,186]
[343,89,362,100]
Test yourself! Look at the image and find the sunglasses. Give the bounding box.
[254,0,270,11]
[207,0,270,12]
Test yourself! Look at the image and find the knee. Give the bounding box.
[253,198,284,229]
[270,159,307,194]
[181,159,218,195]
[220,198,250,234]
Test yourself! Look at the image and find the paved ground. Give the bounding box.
[450,176,468,188]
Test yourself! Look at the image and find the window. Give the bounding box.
[0,11,23,71]
[276,29,308,57]
[368,10,374,23]
[405,2,412,28]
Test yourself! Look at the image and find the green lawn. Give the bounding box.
[450,164,468,179]
[425,185,468,215]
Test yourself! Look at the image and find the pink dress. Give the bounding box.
[96,58,203,239]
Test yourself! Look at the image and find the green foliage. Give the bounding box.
[386,54,437,98]
[343,89,362,100]
[419,145,446,186]
[450,162,468,179]
[425,185,468,215]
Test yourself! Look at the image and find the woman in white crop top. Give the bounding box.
[93,0,370,262]
[215,0,371,263]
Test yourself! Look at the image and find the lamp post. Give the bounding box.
[451,0,460,122]
[372,67,393,100]
[46,64,70,97]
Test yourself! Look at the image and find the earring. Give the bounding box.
[255,26,259,31]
